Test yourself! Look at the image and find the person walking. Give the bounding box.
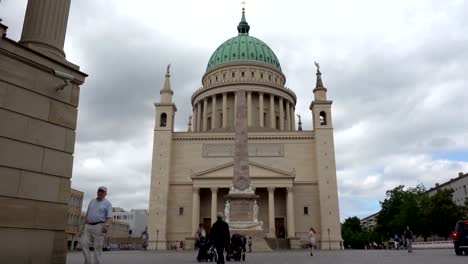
[81,186,113,264]
[210,212,230,264]
[404,226,414,253]
[195,223,206,249]
[247,236,252,252]
[393,234,400,250]
[308,227,317,256]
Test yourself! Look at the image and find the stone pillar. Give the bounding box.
[268,187,276,237]
[247,91,252,127]
[286,187,296,238]
[192,188,200,236]
[270,95,275,129]
[70,235,75,251]
[259,92,264,127]
[291,105,295,131]
[285,101,291,131]
[202,98,208,131]
[279,97,284,131]
[211,95,217,130]
[19,0,71,59]
[234,92,237,123]
[222,93,227,128]
[211,188,218,224]
[197,103,202,132]
[193,107,197,132]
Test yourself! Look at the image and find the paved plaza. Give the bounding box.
[67,249,466,264]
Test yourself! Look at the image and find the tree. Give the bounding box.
[341,216,363,249]
[426,189,463,239]
[376,184,428,239]
[343,216,362,233]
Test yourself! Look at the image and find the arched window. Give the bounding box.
[319,111,327,126]
[160,113,167,127]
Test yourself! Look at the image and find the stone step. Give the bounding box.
[249,238,272,252]
[264,238,291,250]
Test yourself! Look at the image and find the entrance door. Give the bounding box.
[275,218,285,238]
[203,218,211,236]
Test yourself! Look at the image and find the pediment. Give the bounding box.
[192,161,294,179]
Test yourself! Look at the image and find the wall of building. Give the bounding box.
[428,173,468,206]
[0,10,86,263]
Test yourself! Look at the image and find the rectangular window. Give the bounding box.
[232,72,235,78]
[261,73,264,79]
[223,73,226,79]
[179,207,184,215]
[241,72,245,77]
[251,72,255,78]
[303,207,309,215]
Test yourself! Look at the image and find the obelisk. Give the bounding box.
[233,90,251,191]
[226,90,263,232]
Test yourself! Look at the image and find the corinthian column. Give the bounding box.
[211,95,217,130]
[286,187,296,238]
[279,98,284,131]
[191,188,200,236]
[268,187,276,237]
[211,188,218,224]
[259,93,264,127]
[247,92,252,127]
[20,0,71,59]
[202,98,208,131]
[222,93,227,128]
[270,95,275,129]
[196,103,202,132]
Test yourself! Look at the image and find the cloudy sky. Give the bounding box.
[1,0,468,221]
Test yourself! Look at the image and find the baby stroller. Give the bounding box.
[226,234,246,262]
[197,237,217,262]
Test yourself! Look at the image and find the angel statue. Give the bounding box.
[314,61,320,74]
[296,114,301,123]
[166,63,171,74]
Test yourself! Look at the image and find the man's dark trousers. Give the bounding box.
[216,245,225,264]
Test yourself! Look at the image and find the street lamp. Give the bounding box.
[156,229,159,251]
[328,228,331,250]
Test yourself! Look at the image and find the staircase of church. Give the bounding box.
[250,238,272,252]
[264,238,290,250]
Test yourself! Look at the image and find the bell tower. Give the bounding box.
[309,62,343,249]
[148,65,177,250]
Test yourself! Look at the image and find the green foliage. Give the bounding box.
[341,217,380,249]
[425,189,463,238]
[374,184,464,240]
[343,216,362,233]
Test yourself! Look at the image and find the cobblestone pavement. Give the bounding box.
[67,249,467,264]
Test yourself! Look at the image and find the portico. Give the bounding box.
[190,161,295,238]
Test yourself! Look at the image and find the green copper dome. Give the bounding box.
[206,10,282,72]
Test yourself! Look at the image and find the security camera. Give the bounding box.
[53,70,75,91]
[54,70,74,81]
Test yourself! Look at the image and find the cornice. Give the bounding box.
[172,131,315,141]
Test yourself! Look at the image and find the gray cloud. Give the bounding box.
[2,0,468,219]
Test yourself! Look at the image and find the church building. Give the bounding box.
[148,9,342,250]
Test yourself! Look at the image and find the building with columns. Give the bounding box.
[148,10,342,250]
[0,1,87,263]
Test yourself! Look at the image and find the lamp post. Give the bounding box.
[328,228,331,250]
[156,229,159,251]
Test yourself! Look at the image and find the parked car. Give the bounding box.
[453,220,468,255]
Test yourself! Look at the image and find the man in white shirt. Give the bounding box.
[81,186,112,264]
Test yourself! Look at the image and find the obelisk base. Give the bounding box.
[225,187,264,237]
